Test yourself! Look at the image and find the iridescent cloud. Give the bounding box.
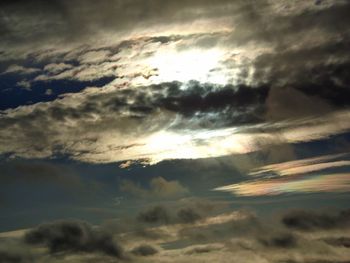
[214,173,350,196]
[249,153,350,177]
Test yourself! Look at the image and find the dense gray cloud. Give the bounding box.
[135,200,224,226]
[131,244,158,256]
[0,0,237,47]
[185,245,222,255]
[258,233,298,248]
[177,208,202,224]
[137,206,171,225]
[0,0,348,53]
[24,220,124,258]
[1,207,350,262]
[0,247,33,263]
[282,209,350,231]
[323,237,350,248]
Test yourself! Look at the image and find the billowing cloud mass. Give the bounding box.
[282,209,350,231]
[24,220,124,258]
[1,207,350,263]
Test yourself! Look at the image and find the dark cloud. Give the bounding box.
[251,44,350,112]
[0,0,241,51]
[155,82,269,127]
[282,209,350,231]
[72,81,269,128]
[323,237,350,248]
[131,244,158,256]
[24,220,124,258]
[137,206,170,225]
[178,212,262,243]
[258,233,298,248]
[0,79,274,163]
[185,245,221,254]
[135,199,229,227]
[0,249,32,263]
[278,260,350,263]
[177,208,202,224]
[132,227,170,241]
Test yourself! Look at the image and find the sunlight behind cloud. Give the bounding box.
[147,48,228,84]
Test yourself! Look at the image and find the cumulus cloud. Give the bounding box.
[282,209,350,231]
[177,208,202,224]
[137,206,171,224]
[2,207,350,262]
[323,237,350,248]
[258,233,298,248]
[185,244,222,255]
[24,220,124,258]
[131,244,158,256]
[121,176,189,199]
[0,245,33,263]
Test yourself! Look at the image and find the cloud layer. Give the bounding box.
[0,0,350,165]
[1,207,350,263]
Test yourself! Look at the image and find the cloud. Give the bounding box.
[0,245,33,263]
[323,237,350,248]
[177,208,202,224]
[282,209,350,231]
[1,79,350,165]
[24,220,124,258]
[215,173,350,196]
[2,65,40,75]
[137,206,171,224]
[120,176,189,199]
[214,153,350,196]
[0,0,350,166]
[131,244,158,256]
[258,233,298,248]
[135,201,223,226]
[43,63,73,74]
[185,244,222,255]
[2,207,350,262]
[249,153,350,177]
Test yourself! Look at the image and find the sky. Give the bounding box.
[1,0,350,262]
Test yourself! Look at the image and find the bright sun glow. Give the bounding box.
[147,48,228,85]
[141,128,255,164]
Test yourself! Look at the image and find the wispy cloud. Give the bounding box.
[215,173,350,196]
[215,153,350,196]
[249,153,350,177]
